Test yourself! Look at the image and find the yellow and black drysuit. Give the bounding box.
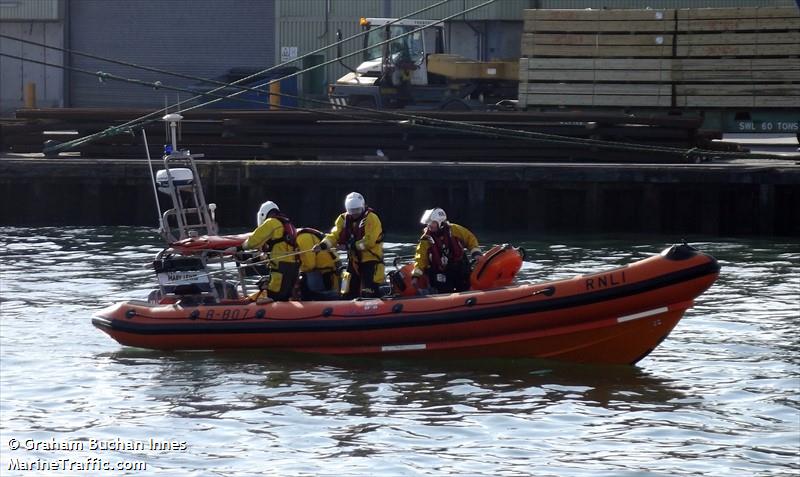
[413,222,479,293]
[243,213,299,301]
[296,228,341,300]
[321,208,384,298]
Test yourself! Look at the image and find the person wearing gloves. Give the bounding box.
[412,207,481,294]
[313,192,384,298]
[241,200,299,302]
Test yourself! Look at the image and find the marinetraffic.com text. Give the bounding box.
[5,437,188,473]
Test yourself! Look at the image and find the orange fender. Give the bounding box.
[470,244,524,290]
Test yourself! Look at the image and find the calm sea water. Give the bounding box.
[1,227,798,476]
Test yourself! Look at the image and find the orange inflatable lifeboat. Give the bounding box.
[93,243,720,365]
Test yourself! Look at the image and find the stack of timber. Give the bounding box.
[1,108,736,163]
[519,7,800,109]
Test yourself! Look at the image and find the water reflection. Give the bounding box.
[99,349,688,420]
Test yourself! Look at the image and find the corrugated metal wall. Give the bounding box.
[0,0,60,21]
[532,0,796,8]
[67,0,275,108]
[389,0,530,20]
[0,19,64,116]
[0,0,62,115]
[277,0,382,99]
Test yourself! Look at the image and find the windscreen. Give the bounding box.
[364,25,424,65]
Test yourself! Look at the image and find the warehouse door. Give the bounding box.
[68,0,275,108]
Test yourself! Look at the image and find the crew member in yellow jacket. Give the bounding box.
[314,192,384,298]
[296,227,341,300]
[412,207,481,294]
[242,201,299,301]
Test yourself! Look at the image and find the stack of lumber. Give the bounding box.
[519,6,800,109]
[0,108,731,163]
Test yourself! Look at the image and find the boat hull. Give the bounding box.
[93,245,719,365]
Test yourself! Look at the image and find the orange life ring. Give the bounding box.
[470,244,524,290]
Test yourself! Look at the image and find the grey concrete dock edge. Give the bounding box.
[1,156,799,236]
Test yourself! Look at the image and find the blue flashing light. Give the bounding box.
[164,144,173,154]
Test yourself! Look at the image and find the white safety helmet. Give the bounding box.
[344,192,365,215]
[256,200,279,225]
[420,207,447,227]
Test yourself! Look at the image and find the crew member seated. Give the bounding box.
[296,227,341,300]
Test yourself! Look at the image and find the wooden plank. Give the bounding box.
[676,17,800,32]
[522,69,670,82]
[671,68,800,82]
[524,9,674,22]
[519,57,671,81]
[521,83,672,96]
[675,7,800,20]
[521,58,672,71]
[525,20,676,33]
[752,96,800,107]
[675,43,800,57]
[673,57,800,71]
[517,59,798,83]
[521,44,673,58]
[675,95,800,108]
[671,57,800,81]
[523,33,674,46]
[676,83,800,96]
[517,93,673,107]
[677,31,800,46]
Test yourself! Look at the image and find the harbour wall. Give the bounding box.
[1,157,798,237]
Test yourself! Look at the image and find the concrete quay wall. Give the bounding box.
[1,157,798,237]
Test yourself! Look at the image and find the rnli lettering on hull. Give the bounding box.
[585,270,626,290]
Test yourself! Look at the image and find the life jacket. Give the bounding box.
[423,223,465,274]
[298,227,338,264]
[297,227,324,241]
[262,213,297,252]
[338,208,383,250]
